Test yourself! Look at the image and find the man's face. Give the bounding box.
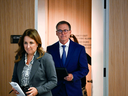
[56,24,71,44]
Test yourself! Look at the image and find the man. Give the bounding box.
[47,21,89,96]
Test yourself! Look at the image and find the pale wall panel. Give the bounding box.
[91,0,104,96]
[0,0,35,96]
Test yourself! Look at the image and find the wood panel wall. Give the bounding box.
[0,0,35,96]
[46,0,91,95]
[109,0,128,96]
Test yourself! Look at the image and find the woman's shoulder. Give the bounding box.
[39,52,52,59]
[44,52,52,57]
[39,52,54,66]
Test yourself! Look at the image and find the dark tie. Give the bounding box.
[62,45,66,66]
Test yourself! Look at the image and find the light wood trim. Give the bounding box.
[109,0,128,96]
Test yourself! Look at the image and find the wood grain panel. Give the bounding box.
[46,0,91,95]
[109,0,128,96]
[0,0,35,96]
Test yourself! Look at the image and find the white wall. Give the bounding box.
[35,0,46,49]
[92,0,104,96]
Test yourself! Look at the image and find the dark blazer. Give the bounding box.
[12,52,57,96]
[47,40,89,96]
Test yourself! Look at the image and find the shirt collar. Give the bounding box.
[25,51,37,65]
[59,39,70,47]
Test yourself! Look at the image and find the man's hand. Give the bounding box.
[64,73,73,81]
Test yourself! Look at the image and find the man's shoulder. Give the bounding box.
[71,40,85,48]
[47,41,59,48]
[47,41,59,52]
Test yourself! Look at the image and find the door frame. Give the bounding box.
[35,0,109,96]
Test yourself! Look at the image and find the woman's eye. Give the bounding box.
[24,42,27,44]
[30,42,33,44]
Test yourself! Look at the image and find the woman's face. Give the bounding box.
[70,37,74,42]
[23,36,38,55]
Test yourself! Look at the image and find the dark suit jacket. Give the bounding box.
[12,52,57,96]
[47,40,89,96]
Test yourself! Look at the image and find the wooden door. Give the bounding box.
[0,0,35,96]
[46,0,92,95]
[109,0,128,96]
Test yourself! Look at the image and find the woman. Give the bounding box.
[11,29,57,96]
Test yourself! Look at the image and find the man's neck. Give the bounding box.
[59,39,69,45]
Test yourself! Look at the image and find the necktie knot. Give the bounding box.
[62,45,66,49]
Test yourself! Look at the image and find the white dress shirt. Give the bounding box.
[59,39,70,58]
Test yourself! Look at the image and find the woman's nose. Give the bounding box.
[27,44,30,48]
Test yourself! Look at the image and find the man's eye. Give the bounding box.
[58,30,62,32]
[63,30,67,32]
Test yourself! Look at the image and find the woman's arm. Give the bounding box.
[36,53,57,95]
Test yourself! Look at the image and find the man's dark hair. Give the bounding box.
[56,21,71,30]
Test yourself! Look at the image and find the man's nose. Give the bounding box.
[61,31,66,34]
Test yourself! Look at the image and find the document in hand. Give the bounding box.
[10,82,25,96]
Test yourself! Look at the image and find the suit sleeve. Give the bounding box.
[72,47,89,81]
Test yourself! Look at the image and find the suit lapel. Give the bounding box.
[17,52,41,83]
[54,42,63,67]
[17,55,25,84]
[65,40,75,67]
[29,53,40,81]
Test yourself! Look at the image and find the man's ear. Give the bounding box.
[69,30,72,34]
[56,31,58,36]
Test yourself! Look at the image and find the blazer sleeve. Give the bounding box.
[72,46,89,81]
[36,53,57,95]
[11,62,19,84]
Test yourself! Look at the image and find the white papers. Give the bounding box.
[10,82,25,96]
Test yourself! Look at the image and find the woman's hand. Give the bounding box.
[26,87,38,96]
[12,87,19,94]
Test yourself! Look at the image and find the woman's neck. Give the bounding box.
[26,54,34,65]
